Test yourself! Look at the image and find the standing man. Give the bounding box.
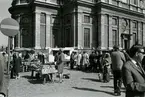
[0,52,9,97]
[122,44,145,97]
[111,45,126,96]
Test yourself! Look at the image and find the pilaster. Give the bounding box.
[100,14,106,49]
[45,14,51,49]
[77,11,83,48]
[143,23,145,46]
[108,15,113,49]
[34,12,41,49]
[137,22,142,44]
[130,20,133,47]
[119,17,122,48]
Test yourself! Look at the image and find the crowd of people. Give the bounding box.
[64,44,145,97]
[1,43,145,97]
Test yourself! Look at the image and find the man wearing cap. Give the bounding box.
[111,45,126,96]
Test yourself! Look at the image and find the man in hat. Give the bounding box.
[111,45,126,96]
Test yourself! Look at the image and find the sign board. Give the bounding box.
[0,18,19,37]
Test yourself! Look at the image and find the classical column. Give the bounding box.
[34,12,41,49]
[100,14,106,49]
[138,22,144,45]
[129,20,133,47]
[119,17,122,48]
[17,15,21,48]
[77,11,83,48]
[143,23,145,46]
[45,14,51,49]
[108,15,113,49]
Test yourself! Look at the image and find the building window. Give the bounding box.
[132,22,137,29]
[50,0,57,3]
[104,15,109,47]
[140,0,145,8]
[84,28,90,48]
[131,0,137,5]
[122,0,128,3]
[40,13,46,49]
[139,22,143,44]
[133,33,137,44]
[20,0,27,3]
[51,16,59,24]
[104,0,109,3]
[112,30,118,46]
[41,13,46,24]
[84,15,90,23]
[65,28,71,47]
[112,18,117,25]
[52,28,58,47]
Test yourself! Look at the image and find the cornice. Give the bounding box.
[9,4,31,14]
[97,2,145,18]
[77,0,95,7]
[34,1,60,9]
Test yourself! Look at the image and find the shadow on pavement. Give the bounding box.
[21,75,43,84]
[100,85,113,89]
[82,78,101,82]
[72,87,115,96]
[28,79,43,84]
[21,75,32,79]
[100,86,126,93]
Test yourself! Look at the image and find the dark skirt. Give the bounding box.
[57,63,64,74]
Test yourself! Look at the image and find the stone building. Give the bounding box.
[9,0,145,50]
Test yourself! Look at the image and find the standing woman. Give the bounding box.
[56,49,65,83]
[15,53,22,79]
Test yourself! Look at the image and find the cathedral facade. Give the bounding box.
[9,0,145,50]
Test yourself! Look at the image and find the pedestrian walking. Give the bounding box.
[111,45,126,96]
[12,52,21,79]
[102,53,111,83]
[56,49,65,83]
[70,51,75,69]
[122,44,145,97]
[89,50,97,72]
[97,50,103,81]
[76,51,82,70]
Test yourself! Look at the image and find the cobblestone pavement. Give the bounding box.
[9,68,125,97]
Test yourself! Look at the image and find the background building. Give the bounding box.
[9,0,145,50]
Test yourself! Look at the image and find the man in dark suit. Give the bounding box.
[122,44,145,97]
[111,45,126,96]
[0,52,9,97]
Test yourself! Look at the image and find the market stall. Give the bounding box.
[30,62,58,84]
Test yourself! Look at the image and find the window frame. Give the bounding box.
[84,27,91,48]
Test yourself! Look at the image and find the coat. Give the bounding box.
[81,53,89,66]
[0,53,9,97]
[111,51,126,70]
[56,52,65,74]
[122,60,145,97]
